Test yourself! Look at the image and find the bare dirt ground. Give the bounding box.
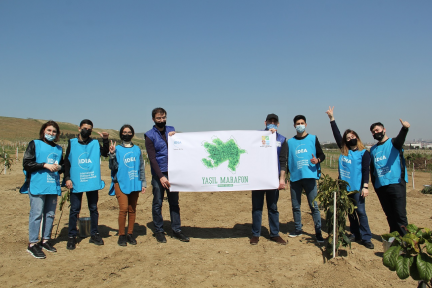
[1,164,431,288]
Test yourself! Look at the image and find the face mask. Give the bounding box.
[121,134,133,142]
[373,131,384,141]
[45,134,55,142]
[347,138,357,146]
[296,125,306,133]
[266,124,277,130]
[155,122,166,129]
[80,128,92,138]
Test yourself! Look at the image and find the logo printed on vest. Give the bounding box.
[46,153,59,165]
[123,152,137,168]
[295,144,308,159]
[375,155,387,163]
[78,152,92,170]
[342,157,351,164]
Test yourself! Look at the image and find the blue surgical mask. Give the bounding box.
[295,125,306,133]
[266,124,278,130]
[45,134,55,142]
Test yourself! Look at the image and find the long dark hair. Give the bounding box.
[39,120,60,142]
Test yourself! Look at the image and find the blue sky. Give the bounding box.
[0,0,431,142]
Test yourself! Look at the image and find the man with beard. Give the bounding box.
[370,119,410,236]
[145,108,189,243]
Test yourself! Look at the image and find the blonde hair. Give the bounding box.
[341,129,365,156]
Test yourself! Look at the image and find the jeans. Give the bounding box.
[28,193,58,243]
[152,173,181,233]
[348,192,372,242]
[376,182,408,236]
[251,189,280,237]
[68,191,99,237]
[290,178,321,234]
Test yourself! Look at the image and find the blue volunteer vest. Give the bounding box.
[19,140,62,195]
[145,125,175,176]
[275,132,287,174]
[338,149,365,192]
[288,134,321,182]
[370,139,408,189]
[68,138,105,193]
[109,145,142,196]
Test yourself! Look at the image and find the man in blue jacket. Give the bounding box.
[145,107,189,243]
[250,113,288,245]
[287,115,325,243]
[370,119,410,236]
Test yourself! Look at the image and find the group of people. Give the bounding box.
[20,107,410,259]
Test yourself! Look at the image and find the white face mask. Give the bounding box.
[45,134,56,141]
[296,125,306,133]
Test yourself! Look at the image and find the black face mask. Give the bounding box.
[373,131,384,141]
[80,128,92,139]
[347,139,357,146]
[155,122,166,129]
[121,134,133,142]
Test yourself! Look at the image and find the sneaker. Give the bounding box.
[27,244,46,259]
[270,236,287,245]
[66,236,76,250]
[155,232,167,243]
[361,240,374,249]
[118,235,127,246]
[289,230,303,238]
[127,234,137,245]
[250,236,259,245]
[173,231,190,242]
[39,241,57,252]
[316,233,325,243]
[89,233,104,246]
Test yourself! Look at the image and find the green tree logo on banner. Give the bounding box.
[202,137,246,172]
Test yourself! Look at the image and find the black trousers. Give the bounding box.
[376,182,408,236]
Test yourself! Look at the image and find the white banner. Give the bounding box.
[168,130,279,192]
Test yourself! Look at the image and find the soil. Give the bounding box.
[1,164,431,288]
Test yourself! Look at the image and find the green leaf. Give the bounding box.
[395,254,413,279]
[410,256,422,281]
[406,224,419,234]
[426,240,432,256]
[382,231,400,241]
[383,246,402,271]
[416,252,432,282]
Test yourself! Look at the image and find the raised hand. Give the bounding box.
[311,153,319,164]
[97,131,109,139]
[399,119,410,129]
[325,106,335,121]
[109,140,116,154]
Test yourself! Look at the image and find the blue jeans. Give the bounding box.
[152,173,181,233]
[252,189,280,237]
[68,191,99,237]
[28,193,58,243]
[290,178,321,234]
[348,192,372,242]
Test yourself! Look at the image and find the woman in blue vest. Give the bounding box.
[109,124,146,246]
[20,121,63,259]
[326,106,374,249]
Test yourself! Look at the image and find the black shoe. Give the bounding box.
[27,244,46,259]
[361,240,374,249]
[89,233,104,246]
[118,235,127,247]
[67,236,76,250]
[348,234,361,242]
[289,230,303,238]
[155,232,167,243]
[173,231,190,242]
[39,241,57,252]
[127,234,137,245]
[316,233,325,243]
